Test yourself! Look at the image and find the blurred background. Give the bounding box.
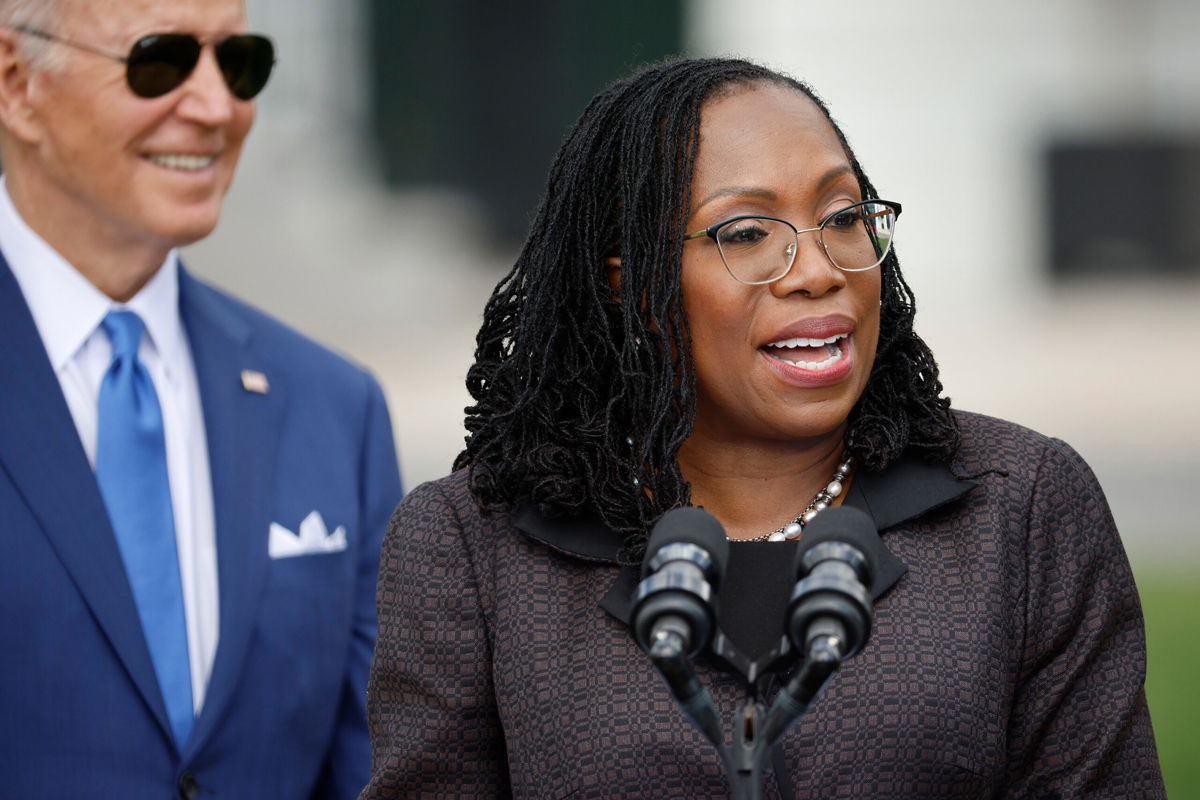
[190,0,1199,791]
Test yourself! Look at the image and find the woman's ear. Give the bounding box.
[605,256,622,298]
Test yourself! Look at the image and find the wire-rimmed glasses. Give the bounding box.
[683,200,902,285]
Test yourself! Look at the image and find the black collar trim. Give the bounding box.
[512,504,624,563]
[514,453,976,567]
[515,454,977,632]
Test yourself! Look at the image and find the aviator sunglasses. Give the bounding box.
[12,26,275,100]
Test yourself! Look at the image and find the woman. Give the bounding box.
[362,58,1164,798]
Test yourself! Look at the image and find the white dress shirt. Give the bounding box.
[0,178,218,712]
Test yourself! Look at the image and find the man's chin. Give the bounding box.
[151,208,225,249]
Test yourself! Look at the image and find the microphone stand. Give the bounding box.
[726,637,843,800]
[757,634,843,751]
[646,626,727,757]
[647,630,845,800]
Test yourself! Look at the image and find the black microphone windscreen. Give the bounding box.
[644,507,730,581]
[793,506,879,580]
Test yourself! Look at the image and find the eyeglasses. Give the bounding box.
[11,26,275,100]
[683,200,902,285]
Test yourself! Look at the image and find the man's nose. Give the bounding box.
[175,46,237,125]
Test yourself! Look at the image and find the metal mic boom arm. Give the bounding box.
[645,620,728,758]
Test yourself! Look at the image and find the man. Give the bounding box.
[0,0,402,797]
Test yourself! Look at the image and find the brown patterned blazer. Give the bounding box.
[361,411,1164,798]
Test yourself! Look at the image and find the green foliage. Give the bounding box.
[1140,570,1200,798]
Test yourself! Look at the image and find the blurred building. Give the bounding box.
[366,0,684,243]
[187,0,1200,564]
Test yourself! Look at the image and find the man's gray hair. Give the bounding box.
[0,0,70,70]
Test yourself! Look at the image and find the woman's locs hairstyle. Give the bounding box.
[456,57,959,562]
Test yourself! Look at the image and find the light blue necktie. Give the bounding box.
[95,310,193,747]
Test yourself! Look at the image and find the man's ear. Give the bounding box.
[605,255,621,298]
[0,30,45,145]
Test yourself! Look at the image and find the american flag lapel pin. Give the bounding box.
[241,369,270,394]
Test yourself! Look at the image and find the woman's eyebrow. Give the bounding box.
[692,164,856,213]
[693,186,778,212]
[815,164,856,189]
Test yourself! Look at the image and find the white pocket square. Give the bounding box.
[269,511,347,559]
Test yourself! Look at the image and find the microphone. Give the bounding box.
[632,507,729,660]
[631,507,730,750]
[785,506,877,661]
[758,506,879,752]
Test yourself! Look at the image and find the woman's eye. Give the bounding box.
[716,220,770,247]
[825,208,863,229]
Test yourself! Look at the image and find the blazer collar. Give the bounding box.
[176,267,286,761]
[513,454,977,630]
[851,455,976,532]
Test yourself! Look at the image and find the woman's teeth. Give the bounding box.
[764,333,847,370]
[771,343,843,369]
[766,333,847,349]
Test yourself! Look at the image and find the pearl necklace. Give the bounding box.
[730,457,854,543]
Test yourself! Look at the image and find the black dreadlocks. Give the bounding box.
[455,57,959,563]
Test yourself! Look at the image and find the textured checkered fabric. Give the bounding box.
[361,411,1164,798]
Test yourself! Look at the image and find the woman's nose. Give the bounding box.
[769,232,846,299]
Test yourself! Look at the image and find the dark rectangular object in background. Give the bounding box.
[1047,139,1200,278]
[367,0,684,246]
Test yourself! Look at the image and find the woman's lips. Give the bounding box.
[763,314,854,343]
[759,332,854,387]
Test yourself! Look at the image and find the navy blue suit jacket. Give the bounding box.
[0,254,402,799]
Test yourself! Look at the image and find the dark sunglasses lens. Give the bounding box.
[126,34,201,98]
[215,35,275,100]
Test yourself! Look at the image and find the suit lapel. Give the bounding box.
[176,269,285,759]
[0,254,175,742]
